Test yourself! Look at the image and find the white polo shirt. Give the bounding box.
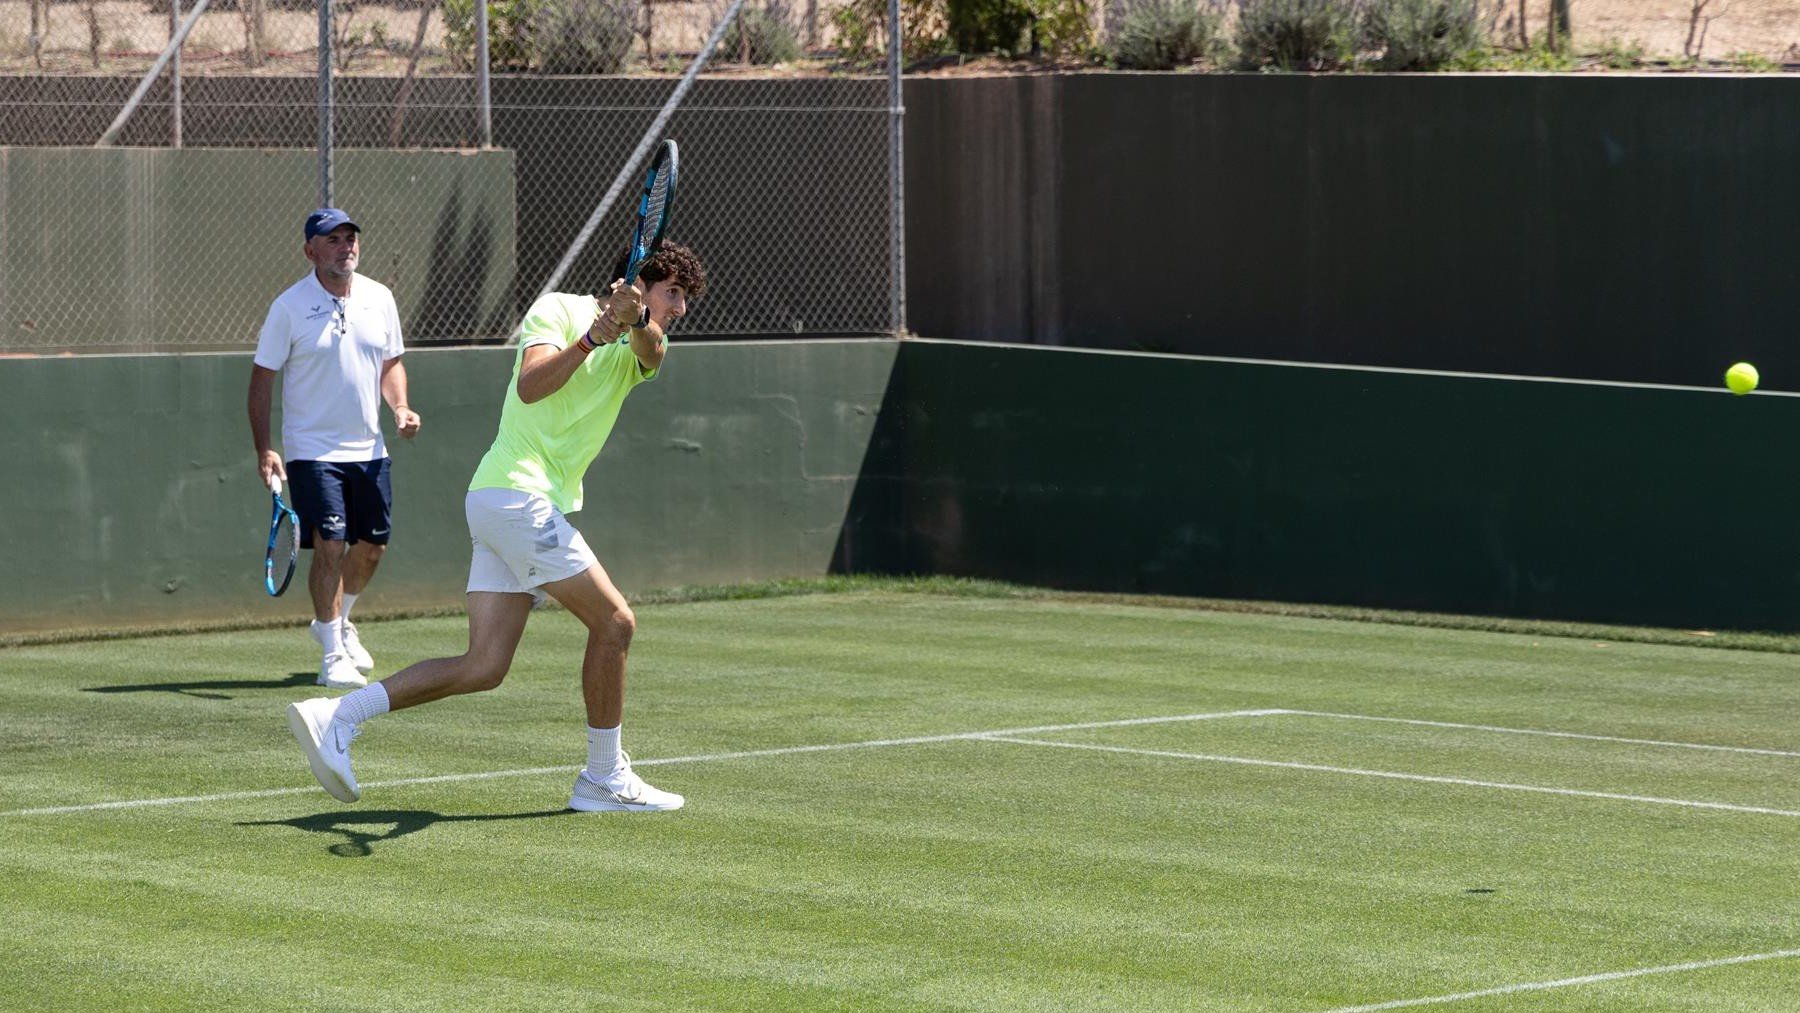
[253,272,405,463]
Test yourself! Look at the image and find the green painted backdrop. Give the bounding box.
[4,340,1796,635]
[905,75,1798,387]
[855,341,1800,632]
[0,340,896,634]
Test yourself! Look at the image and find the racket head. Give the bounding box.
[622,139,680,285]
[265,495,298,597]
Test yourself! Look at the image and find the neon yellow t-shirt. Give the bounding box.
[468,292,658,514]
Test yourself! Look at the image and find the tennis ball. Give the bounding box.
[1725,362,1759,395]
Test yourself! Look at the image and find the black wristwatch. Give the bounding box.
[618,305,651,342]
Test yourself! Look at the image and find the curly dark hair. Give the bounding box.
[610,241,707,300]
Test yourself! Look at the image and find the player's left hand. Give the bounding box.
[605,279,644,336]
[396,407,422,439]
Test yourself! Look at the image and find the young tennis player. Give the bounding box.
[286,243,707,812]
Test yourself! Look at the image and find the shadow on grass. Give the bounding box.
[236,808,572,857]
[83,672,317,700]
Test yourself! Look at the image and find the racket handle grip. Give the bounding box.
[267,473,281,495]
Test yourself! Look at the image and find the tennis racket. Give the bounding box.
[265,474,299,597]
[620,138,680,287]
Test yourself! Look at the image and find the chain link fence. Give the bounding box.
[0,0,900,352]
[2,0,856,77]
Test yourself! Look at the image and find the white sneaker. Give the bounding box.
[286,696,362,803]
[318,651,366,689]
[340,619,374,673]
[569,754,684,812]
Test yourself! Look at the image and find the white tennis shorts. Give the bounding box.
[464,487,597,600]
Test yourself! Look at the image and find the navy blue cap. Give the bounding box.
[304,207,360,240]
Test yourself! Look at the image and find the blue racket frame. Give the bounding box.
[621,139,680,286]
[265,478,299,597]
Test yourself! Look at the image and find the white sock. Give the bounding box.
[587,725,622,777]
[340,592,359,621]
[336,682,390,727]
[311,619,344,656]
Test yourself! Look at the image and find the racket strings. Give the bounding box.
[640,172,672,251]
[624,140,678,283]
[273,514,298,562]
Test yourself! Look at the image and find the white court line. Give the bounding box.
[1278,710,1800,758]
[0,708,1284,818]
[978,737,1800,817]
[1315,948,1800,1012]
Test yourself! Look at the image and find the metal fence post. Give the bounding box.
[475,0,493,148]
[94,0,214,147]
[317,0,334,207]
[888,0,905,336]
[170,0,182,147]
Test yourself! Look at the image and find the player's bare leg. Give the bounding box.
[379,590,535,709]
[541,563,634,728]
[286,590,533,803]
[543,563,683,812]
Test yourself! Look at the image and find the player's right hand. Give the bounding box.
[258,450,286,488]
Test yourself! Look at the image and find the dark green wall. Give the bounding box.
[0,147,516,352]
[906,75,1800,388]
[0,340,896,634]
[7,340,1793,635]
[858,341,1800,632]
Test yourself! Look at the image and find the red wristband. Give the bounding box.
[576,333,597,353]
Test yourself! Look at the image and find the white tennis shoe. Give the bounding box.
[569,754,684,812]
[318,651,366,689]
[340,619,374,673]
[286,696,361,803]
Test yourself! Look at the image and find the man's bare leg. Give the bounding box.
[378,590,535,710]
[288,590,533,804]
[308,536,347,623]
[540,563,684,811]
[341,541,385,598]
[307,536,364,687]
[336,542,387,671]
[541,563,635,729]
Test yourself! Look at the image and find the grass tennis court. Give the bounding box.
[2,584,1796,1011]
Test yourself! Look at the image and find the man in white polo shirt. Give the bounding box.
[248,208,422,690]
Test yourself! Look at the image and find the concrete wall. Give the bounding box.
[854,340,1800,632]
[0,339,897,634]
[6,335,1793,636]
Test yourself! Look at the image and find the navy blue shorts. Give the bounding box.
[285,459,392,549]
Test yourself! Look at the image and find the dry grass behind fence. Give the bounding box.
[3,0,1796,76]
